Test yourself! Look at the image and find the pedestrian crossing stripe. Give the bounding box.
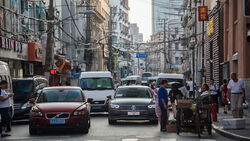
[122,139,138,141]
[160,139,176,141]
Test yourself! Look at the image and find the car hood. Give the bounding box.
[110,98,154,105]
[35,102,84,113]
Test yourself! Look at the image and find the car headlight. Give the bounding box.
[21,102,30,110]
[73,110,86,116]
[73,105,87,116]
[148,104,156,109]
[31,107,43,117]
[110,104,120,109]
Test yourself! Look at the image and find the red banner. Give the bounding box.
[198,6,208,21]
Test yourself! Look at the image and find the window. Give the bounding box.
[175,43,179,50]
[80,78,114,90]
[233,0,238,21]
[112,22,117,30]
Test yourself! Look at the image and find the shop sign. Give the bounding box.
[207,17,215,37]
[28,43,43,62]
[198,6,208,21]
[0,37,23,52]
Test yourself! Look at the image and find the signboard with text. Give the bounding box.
[136,53,148,58]
[198,6,208,21]
[207,17,215,37]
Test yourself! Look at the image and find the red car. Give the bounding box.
[29,87,91,135]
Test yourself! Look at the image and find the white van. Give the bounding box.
[79,72,114,112]
[0,61,14,131]
[156,73,187,95]
[126,75,141,85]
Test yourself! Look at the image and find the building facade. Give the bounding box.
[0,0,46,78]
[223,0,250,115]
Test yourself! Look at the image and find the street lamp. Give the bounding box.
[189,35,196,96]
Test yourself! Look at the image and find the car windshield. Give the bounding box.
[156,78,184,88]
[115,87,152,98]
[80,78,113,90]
[13,80,33,101]
[37,89,83,103]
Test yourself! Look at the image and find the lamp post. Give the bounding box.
[189,36,196,95]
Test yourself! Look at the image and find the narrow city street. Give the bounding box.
[6,113,231,141]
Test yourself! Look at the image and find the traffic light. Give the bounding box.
[243,0,250,17]
[50,69,57,75]
[124,73,128,77]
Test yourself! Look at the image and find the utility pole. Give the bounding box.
[108,7,113,73]
[137,44,140,75]
[45,0,54,71]
[201,0,205,84]
[163,19,167,72]
[192,0,197,95]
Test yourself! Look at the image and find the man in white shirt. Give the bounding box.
[0,80,13,138]
[227,73,246,118]
[186,78,194,99]
[210,79,219,113]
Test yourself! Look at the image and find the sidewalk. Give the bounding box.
[212,108,250,141]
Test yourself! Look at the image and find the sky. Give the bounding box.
[129,0,152,42]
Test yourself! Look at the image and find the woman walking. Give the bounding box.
[220,79,228,114]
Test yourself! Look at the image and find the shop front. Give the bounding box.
[0,36,28,78]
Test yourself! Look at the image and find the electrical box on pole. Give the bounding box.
[243,0,250,17]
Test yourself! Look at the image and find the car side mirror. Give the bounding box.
[107,95,112,99]
[87,98,93,103]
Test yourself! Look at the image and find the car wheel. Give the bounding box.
[150,120,158,125]
[29,126,38,135]
[108,118,116,125]
[80,119,89,134]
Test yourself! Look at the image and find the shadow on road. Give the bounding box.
[109,120,159,127]
[12,119,29,125]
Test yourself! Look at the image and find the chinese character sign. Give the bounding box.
[198,6,208,21]
[207,17,215,37]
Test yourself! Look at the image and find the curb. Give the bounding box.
[212,124,250,141]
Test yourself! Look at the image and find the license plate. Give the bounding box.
[92,106,102,110]
[50,119,65,125]
[128,112,140,116]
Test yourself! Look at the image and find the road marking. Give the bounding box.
[160,139,176,141]
[200,139,216,141]
[122,139,138,141]
[84,140,100,141]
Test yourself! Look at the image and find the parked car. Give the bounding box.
[29,86,91,135]
[108,86,158,124]
[0,61,14,132]
[79,71,115,112]
[12,76,48,119]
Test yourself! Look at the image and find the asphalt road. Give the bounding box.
[4,113,233,141]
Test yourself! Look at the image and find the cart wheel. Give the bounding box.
[176,110,181,135]
[196,113,201,138]
[207,111,212,135]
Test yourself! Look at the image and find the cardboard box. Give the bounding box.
[222,118,246,129]
[166,123,176,132]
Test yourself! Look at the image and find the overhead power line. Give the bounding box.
[64,0,86,41]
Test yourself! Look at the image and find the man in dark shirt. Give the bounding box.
[169,84,183,117]
[158,79,168,132]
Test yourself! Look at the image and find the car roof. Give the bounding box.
[80,71,112,78]
[158,73,184,79]
[118,85,149,89]
[43,86,82,90]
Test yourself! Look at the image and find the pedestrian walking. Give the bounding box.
[186,78,194,99]
[0,80,13,138]
[158,79,169,132]
[220,79,229,114]
[152,82,161,123]
[227,73,246,118]
[209,79,219,121]
[169,84,183,118]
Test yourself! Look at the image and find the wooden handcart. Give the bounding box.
[176,98,212,138]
